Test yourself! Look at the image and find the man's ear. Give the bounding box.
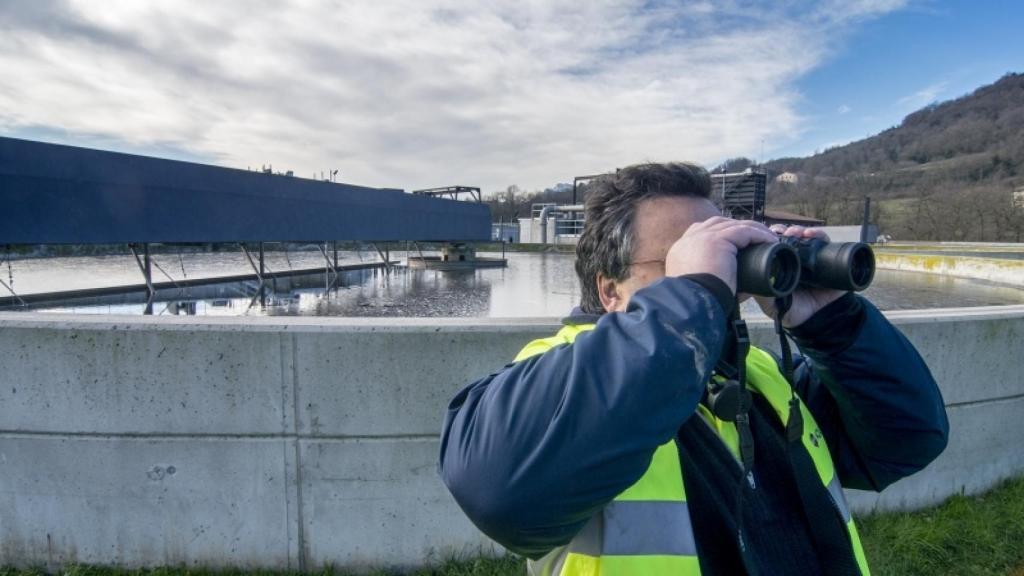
[597,273,623,313]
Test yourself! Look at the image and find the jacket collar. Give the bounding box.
[561,306,602,327]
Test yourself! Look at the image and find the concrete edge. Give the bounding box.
[1,305,1023,332]
[880,304,1024,322]
[0,311,566,332]
[875,252,1024,266]
[880,241,1024,250]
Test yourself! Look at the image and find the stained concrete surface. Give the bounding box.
[0,307,1021,569]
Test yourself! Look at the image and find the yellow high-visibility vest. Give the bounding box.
[517,323,871,576]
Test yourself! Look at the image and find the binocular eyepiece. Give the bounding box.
[736,235,875,298]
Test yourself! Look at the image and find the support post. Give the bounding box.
[258,242,266,307]
[861,196,872,243]
[316,242,338,289]
[240,243,267,308]
[373,243,392,274]
[241,244,265,286]
[130,243,156,315]
[0,246,26,306]
[0,277,24,305]
[144,244,152,316]
[333,241,338,270]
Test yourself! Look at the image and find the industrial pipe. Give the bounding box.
[539,204,585,245]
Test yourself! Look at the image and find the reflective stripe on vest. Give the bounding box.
[520,323,871,576]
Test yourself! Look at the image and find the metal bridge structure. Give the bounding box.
[0,136,492,312]
[411,185,482,203]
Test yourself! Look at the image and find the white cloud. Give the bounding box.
[898,80,948,109]
[837,104,852,115]
[0,0,907,191]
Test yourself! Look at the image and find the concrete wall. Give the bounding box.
[875,251,1024,286]
[1,307,1023,570]
[817,225,878,243]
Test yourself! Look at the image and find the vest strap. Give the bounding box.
[603,501,698,556]
[827,474,853,524]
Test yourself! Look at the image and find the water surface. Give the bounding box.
[3,251,1023,318]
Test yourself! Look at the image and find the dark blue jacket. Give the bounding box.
[439,276,949,559]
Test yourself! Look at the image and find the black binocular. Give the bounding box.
[736,235,875,298]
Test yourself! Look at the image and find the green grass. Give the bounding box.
[469,242,575,254]
[4,477,1024,576]
[858,476,1024,576]
[0,558,525,576]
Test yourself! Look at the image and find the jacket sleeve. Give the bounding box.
[788,293,950,491]
[438,276,728,559]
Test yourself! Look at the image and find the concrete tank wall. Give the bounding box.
[875,251,1024,286]
[1,307,1022,570]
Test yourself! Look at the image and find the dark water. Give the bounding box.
[3,252,1024,318]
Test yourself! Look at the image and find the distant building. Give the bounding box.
[711,169,766,221]
[492,222,520,243]
[1013,188,1024,210]
[519,203,584,245]
[775,172,801,184]
[763,209,825,227]
[817,225,879,243]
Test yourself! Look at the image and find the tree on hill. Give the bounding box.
[713,157,757,173]
[765,72,1024,241]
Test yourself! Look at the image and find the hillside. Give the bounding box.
[763,72,1024,241]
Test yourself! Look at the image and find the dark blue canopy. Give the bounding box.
[0,136,490,244]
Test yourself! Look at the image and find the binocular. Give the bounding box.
[736,235,875,298]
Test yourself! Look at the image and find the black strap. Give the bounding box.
[701,297,861,574]
[774,297,862,576]
[772,296,803,444]
[731,314,755,474]
[729,310,759,576]
[707,317,756,475]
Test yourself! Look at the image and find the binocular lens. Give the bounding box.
[806,242,875,292]
[736,242,800,298]
[848,244,875,291]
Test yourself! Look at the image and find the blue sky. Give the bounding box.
[0,1,1020,192]
[772,0,1024,160]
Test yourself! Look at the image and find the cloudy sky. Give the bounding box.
[0,1,1020,192]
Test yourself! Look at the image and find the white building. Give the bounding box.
[775,172,801,184]
[519,203,585,245]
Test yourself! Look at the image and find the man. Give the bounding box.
[439,162,948,575]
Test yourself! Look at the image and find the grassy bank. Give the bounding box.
[471,242,575,254]
[859,476,1024,576]
[4,477,1023,576]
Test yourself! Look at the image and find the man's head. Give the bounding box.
[575,162,720,315]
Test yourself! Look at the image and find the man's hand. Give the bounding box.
[665,216,778,295]
[752,225,847,328]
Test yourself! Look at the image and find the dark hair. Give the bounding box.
[575,162,712,315]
